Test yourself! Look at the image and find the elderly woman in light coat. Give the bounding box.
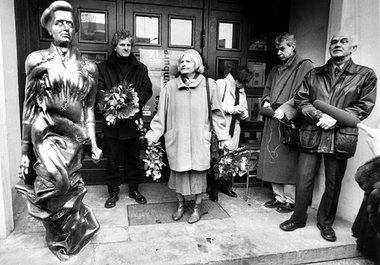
[145,49,229,224]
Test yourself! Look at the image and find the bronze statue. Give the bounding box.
[16,1,102,260]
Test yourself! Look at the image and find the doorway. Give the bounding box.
[14,0,289,184]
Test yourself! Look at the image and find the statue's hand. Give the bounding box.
[91,146,102,164]
[18,154,30,182]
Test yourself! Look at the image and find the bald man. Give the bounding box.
[279,32,377,242]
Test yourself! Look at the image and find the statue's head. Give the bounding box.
[41,1,78,45]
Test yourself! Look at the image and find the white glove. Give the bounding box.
[317,114,337,130]
[273,109,285,120]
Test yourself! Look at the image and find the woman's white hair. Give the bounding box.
[178,49,205,74]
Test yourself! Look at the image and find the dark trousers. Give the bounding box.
[104,137,140,195]
[207,171,231,192]
[290,152,347,227]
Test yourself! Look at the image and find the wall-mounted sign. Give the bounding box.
[139,49,183,123]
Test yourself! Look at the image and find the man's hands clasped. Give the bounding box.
[317,113,337,130]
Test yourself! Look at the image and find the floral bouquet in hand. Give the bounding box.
[137,121,165,181]
[213,147,250,180]
[98,80,139,125]
[143,142,166,181]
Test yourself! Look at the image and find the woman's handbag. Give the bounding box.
[205,77,223,167]
[210,131,221,167]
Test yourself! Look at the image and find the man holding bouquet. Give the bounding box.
[97,29,152,208]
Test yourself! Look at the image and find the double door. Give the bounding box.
[15,0,288,184]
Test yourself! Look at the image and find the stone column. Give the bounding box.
[327,0,380,222]
[0,0,21,239]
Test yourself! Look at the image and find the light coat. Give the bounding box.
[146,74,229,172]
[216,73,248,149]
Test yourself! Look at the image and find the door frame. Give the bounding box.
[14,0,289,184]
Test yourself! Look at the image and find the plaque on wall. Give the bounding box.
[139,49,184,122]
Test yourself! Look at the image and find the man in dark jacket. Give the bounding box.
[98,29,152,208]
[280,32,377,242]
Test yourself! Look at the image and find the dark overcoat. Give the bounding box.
[257,54,313,184]
[97,52,152,139]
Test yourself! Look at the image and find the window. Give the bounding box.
[135,15,160,45]
[216,58,240,79]
[247,60,266,87]
[169,17,194,47]
[79,10,107,43]
[217,21,240,50]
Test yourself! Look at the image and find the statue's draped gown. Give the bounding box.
[16,44,99,260]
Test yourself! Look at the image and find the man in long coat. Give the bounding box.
[280,32,377,242]
[257,32,313,213]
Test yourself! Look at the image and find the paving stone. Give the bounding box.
[94,238,201,265]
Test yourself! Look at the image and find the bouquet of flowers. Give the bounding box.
[143,142,166,181]
[136,119,165,181]
[98,80,139,125]
[213,147,251,180]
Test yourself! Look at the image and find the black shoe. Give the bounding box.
[129,190,147,204]
[105,194,119,208]
[209,190,218,202]
[276,203,295,213]
[279,220,306,231]
[219,186,237,198]
[317,223,336,242]
[264,198,285,208]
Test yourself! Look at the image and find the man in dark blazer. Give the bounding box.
[97,29,152,208]
[280,32,377,242]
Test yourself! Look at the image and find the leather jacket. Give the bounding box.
[295,58,377,158]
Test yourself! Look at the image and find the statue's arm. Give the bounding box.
[18,51,44,180]
[85,61,102,162]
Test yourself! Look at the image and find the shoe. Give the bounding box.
[219,186,237,198]
[172,201,185,221]
[279,220,306,231]
[188,204,202,224]
[264,198,285,208]
[276,203,295,213]
[105,194,119,208]
[129,190,147,204]
[209,190,218,202]
[317,223,336,242]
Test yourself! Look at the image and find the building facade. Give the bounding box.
[1,0,379,238]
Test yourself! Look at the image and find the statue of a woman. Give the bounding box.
[16,1,102,260]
